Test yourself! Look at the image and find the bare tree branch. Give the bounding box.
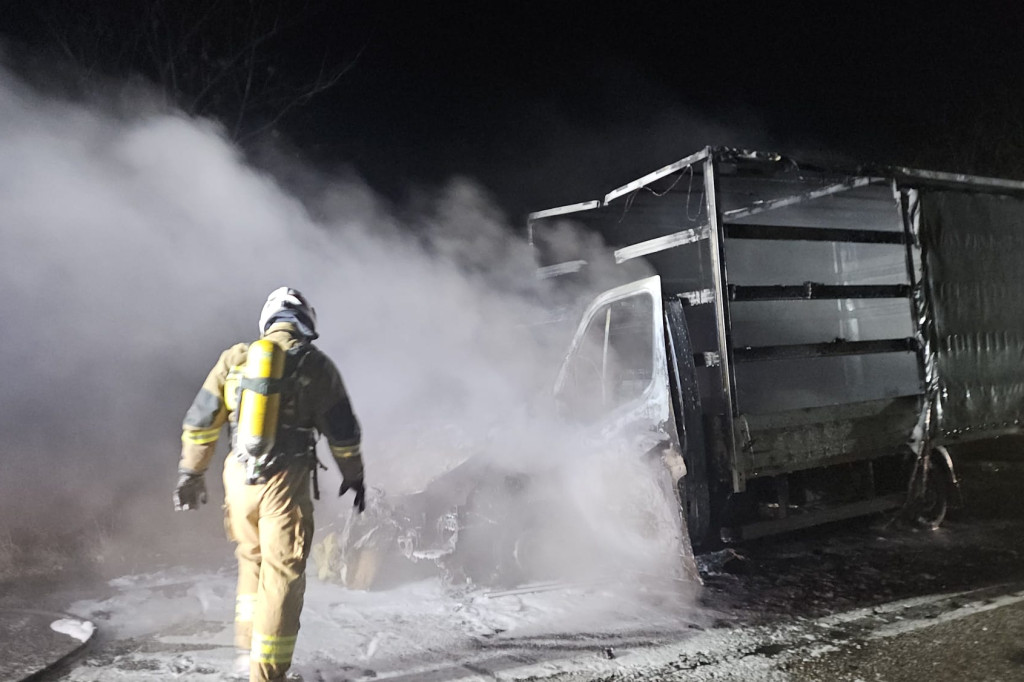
[20,0,372,142]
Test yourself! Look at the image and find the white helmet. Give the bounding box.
[259,287,318,338]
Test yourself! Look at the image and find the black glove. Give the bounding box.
[173,471,207,511]
[339,478,366,513]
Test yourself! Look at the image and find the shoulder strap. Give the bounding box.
[277,343,319,428]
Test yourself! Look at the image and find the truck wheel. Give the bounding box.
[679,476,712,550]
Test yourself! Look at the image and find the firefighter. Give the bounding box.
[173,287,365,682]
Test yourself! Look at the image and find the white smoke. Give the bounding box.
[0,63,686,594]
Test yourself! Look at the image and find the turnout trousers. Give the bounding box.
[223,455,314,682]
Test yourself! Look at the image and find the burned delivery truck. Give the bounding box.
[530,147,1024,549]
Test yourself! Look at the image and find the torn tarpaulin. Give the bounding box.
[916,190,1024,437]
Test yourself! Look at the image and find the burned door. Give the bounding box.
[555,276,670,435]
[554,275,698,580]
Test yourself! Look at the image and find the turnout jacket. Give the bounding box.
[178,322,363,481]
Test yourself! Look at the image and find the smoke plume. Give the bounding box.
[0,63,685,594]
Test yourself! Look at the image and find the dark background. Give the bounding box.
[4,0,1024,220]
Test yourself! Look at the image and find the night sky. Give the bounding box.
[4,1,1024,218]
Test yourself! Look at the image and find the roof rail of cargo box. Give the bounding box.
[891,167,1024,194]
[603,147,712,204]
[526,200,603,246]
[567,147,1024,211]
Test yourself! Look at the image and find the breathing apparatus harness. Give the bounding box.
[232,340,321,488]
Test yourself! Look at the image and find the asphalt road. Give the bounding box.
[576,451,1024,681]
[788,597,1024,682]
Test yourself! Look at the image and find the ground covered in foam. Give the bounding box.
[51,566,703,681]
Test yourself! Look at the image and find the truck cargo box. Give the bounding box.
[531,148,1024,546]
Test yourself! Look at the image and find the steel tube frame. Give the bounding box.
[897,184,929,392]
[732,337,917,363]
[704,154,740,489]
[724,223,906,245]
[613,224,710,263]
[894,168,1024,194]
[526,200,602,246]
[535,260,589,279]
[723,176,881,222]
[677,288,715,306]
[604,147,711,204]
[729,283,911,302]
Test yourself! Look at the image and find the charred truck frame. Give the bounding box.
[531,147,1024,549]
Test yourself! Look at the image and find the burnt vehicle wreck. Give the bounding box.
[317,148,1024,588]
[315,438,696,590]
[316,457,535,589]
